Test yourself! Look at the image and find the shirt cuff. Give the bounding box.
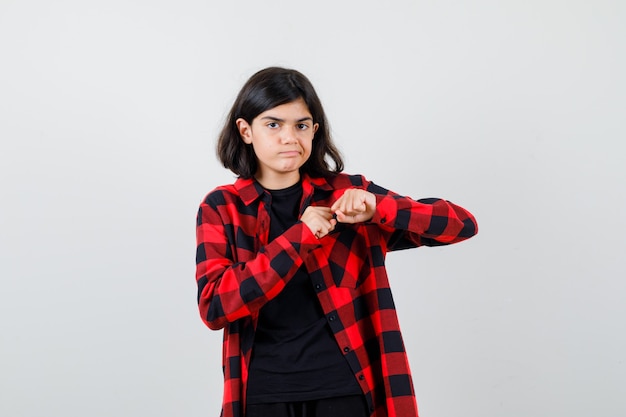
[370,194,396,227]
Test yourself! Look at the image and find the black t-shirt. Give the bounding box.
[246,182,361,404]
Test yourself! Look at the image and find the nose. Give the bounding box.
[280,126,298,144]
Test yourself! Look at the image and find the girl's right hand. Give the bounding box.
[301,206,337,239]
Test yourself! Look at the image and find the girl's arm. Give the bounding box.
[195,199,320,330]
[366,180,478,250]
[331,175,478,250]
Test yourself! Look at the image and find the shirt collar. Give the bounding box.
[233,174,334,206]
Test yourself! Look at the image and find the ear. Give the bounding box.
[236,118,253,144]
[313,123,319,137]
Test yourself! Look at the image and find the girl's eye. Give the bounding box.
[297,123,309,130]
[267,122,279,128]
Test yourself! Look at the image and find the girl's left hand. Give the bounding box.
[331,188,376,224]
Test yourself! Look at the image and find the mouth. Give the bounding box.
[280,151,301,157]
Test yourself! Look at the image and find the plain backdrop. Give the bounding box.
[1,1,624,416]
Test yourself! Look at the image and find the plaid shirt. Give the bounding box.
[195,173,478,417]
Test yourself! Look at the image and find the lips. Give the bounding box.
[280,150,301,157]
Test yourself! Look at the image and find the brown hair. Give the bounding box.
[217,67,343,178]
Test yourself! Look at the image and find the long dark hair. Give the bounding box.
[217,67,344,178]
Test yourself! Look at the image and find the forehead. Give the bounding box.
[255,98,312,120]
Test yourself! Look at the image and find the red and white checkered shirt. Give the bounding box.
[195,173,478,417]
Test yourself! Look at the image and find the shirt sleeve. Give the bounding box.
[195,198,321,330]
[365,179,478,251]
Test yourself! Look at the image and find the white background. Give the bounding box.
[1,1,624,416]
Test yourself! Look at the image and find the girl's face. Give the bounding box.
[236,98,318,189]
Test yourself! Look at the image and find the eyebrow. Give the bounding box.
[260,116,313,123]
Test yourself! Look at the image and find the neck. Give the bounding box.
[255,171,301,190]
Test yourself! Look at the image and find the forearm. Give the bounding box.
[366,182,478,248]
[196,221,320,329]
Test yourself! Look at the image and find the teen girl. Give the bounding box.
[195,67,478,417]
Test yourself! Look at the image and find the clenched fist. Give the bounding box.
[301,206,337,239]
[331,189,376,224]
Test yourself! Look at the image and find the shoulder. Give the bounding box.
[324,172,370,189]
[199,176,261,210]
[323,173,395,197]
[325,173,389,192]
[200,183,240,209]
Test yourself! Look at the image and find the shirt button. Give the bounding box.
[343,347,350,353]
[359,374,365,380]
[329,315,336,321]
[315,283,322,290]
[380,218,386,224]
